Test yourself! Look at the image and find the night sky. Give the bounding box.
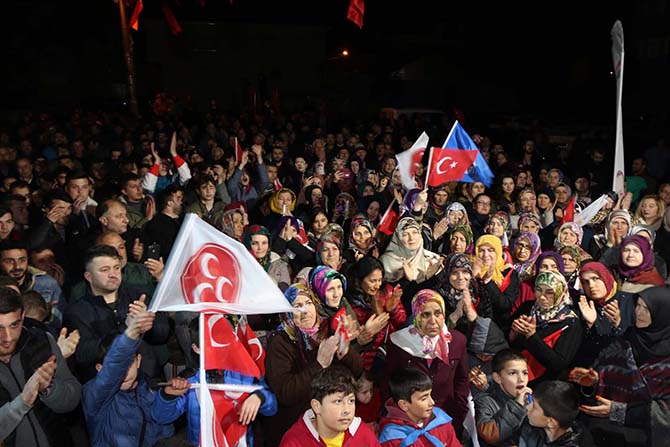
[0,0,644,129]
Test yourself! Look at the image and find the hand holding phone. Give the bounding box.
[146,243,160,260]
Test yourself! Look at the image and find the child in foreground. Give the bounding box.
[520,380,593,446]
[378,367,461,447]
[474,349,531,447]
[280,365,380,447]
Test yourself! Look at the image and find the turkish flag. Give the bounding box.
[129,0,143,31]
[395,132,429,191]
[234,137,244,165]
[235,317,265,376]
[209,389,248,447]
[204,314,261,379]
[426,147,477,187]
[560,195,577,226]
[522,326,567,382]
[347,0,364,29]
[378,199,400,236]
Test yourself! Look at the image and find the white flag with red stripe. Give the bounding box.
[148,213,293,314]
[395,132,429,190]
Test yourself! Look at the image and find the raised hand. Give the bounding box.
[515,386,533,405]
[603,300,621,328]
[578,295,597,328]
[402,258,416,282]
[432,218,449,240]
[364,312,390,337]
[132,238,144,262]
[144,195,156,220]
[384,285,402,313]
[151,142,161,164]
[21,355,57,406]
[579,395,612,418]
[469,366,488,391]
[125,309,156,340]
[144,257,164,281]
[317,335,339,368]
[169,132,178,157]
[568,367,599,387]
[57,328,80,359]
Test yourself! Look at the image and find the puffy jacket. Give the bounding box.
[82,333,174,446]
[151,369,277,445]
[280,409,381,447]
[473,383,526,447]
[21,266,64,327]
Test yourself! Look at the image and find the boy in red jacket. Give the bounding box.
[280,365,380,447]
[379,367,462,447]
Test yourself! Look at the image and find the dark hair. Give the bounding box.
[45,190,74,208]
[311,365,355,403]
[533,381,579,428]
[8,180,30,191]
[120,172,141,190]
[388,367,432,403]
[156,184,182,211]
[308,207,328,227]
[0,276,19,289]
[351,256,384,284]
[83,245,121,271]
[0,239,28,254]
[194,175,217,190]
[21,291,50,321]
[491,348,527,373]
[0,287,22,314]
[0,206,12,218]
[66,171,90,184]
[2,194,27,205]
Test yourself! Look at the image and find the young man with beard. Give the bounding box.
[144,184,184,262]
[0,240,63,327]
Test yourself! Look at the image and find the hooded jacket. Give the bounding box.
[279,409,381,447]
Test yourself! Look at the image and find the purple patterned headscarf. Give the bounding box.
[309,265,347,307]
[535,251,565,275]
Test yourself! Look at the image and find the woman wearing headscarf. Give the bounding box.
[265,284,363,446]
[554,222,592,262]
[443,224,474,255]
[342,213,379,264]
[615,235,666,294]
[243,225,291,290]
[346,256,406,374]
[423,184,451,228]
[569,286,670,446]
[216,206,246,242]
[511,250,565,316]
[510,271,583,384]
[332,192,357,227]
[272,215,315,276]
[559,245,582,293]
[308,265,358,329]
[383,289,470,436]
[485,211,513,264]
[474,235,520,334]
[511,231,542,283]
[380,217,443,285]
[266,187,297,231]
[624,225,668,280]
[573,262,634,367]
[295,183,324,223]
[589,209,631,263]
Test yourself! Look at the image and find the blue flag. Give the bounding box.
[442,121,494,187]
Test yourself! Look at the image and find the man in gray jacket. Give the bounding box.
[0,287,81,446]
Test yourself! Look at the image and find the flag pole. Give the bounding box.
[425,146,435,188]
[235,136,239,164]
[611,21,625,199]
[199,312,206,446]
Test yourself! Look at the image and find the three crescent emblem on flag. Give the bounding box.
[181,243,241,305]
[436,157,458,175]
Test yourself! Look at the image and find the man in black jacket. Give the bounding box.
[63,245,170,382]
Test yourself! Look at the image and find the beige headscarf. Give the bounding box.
[380,217,442,283]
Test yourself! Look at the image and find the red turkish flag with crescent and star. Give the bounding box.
[426,147,477,187]
[204,315,263,378]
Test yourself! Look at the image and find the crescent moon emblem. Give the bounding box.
[247,338,263,361]
[436,157,453,175]
[207,314,230,348]
[193,283,213,303]
[215,276,233,303]
[200,253,218,279]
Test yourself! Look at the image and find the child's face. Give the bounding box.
[313,392,356,438]
[120,354,141,391]
[492,360,529,397]
[402,389,434,425]
[355,378,374,404]
[526,398,550,428]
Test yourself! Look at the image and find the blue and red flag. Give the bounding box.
[441,121,494,187]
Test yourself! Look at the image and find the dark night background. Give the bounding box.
[1,1,667,143]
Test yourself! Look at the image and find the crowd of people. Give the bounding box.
[0,104,669,447]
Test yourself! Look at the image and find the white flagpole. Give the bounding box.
[611,20,625,200]
[425,146,435,188]
[199,312,207,446]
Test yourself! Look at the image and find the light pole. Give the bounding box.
[117,0,139,118]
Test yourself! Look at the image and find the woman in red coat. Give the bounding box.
[383,289,469,437]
